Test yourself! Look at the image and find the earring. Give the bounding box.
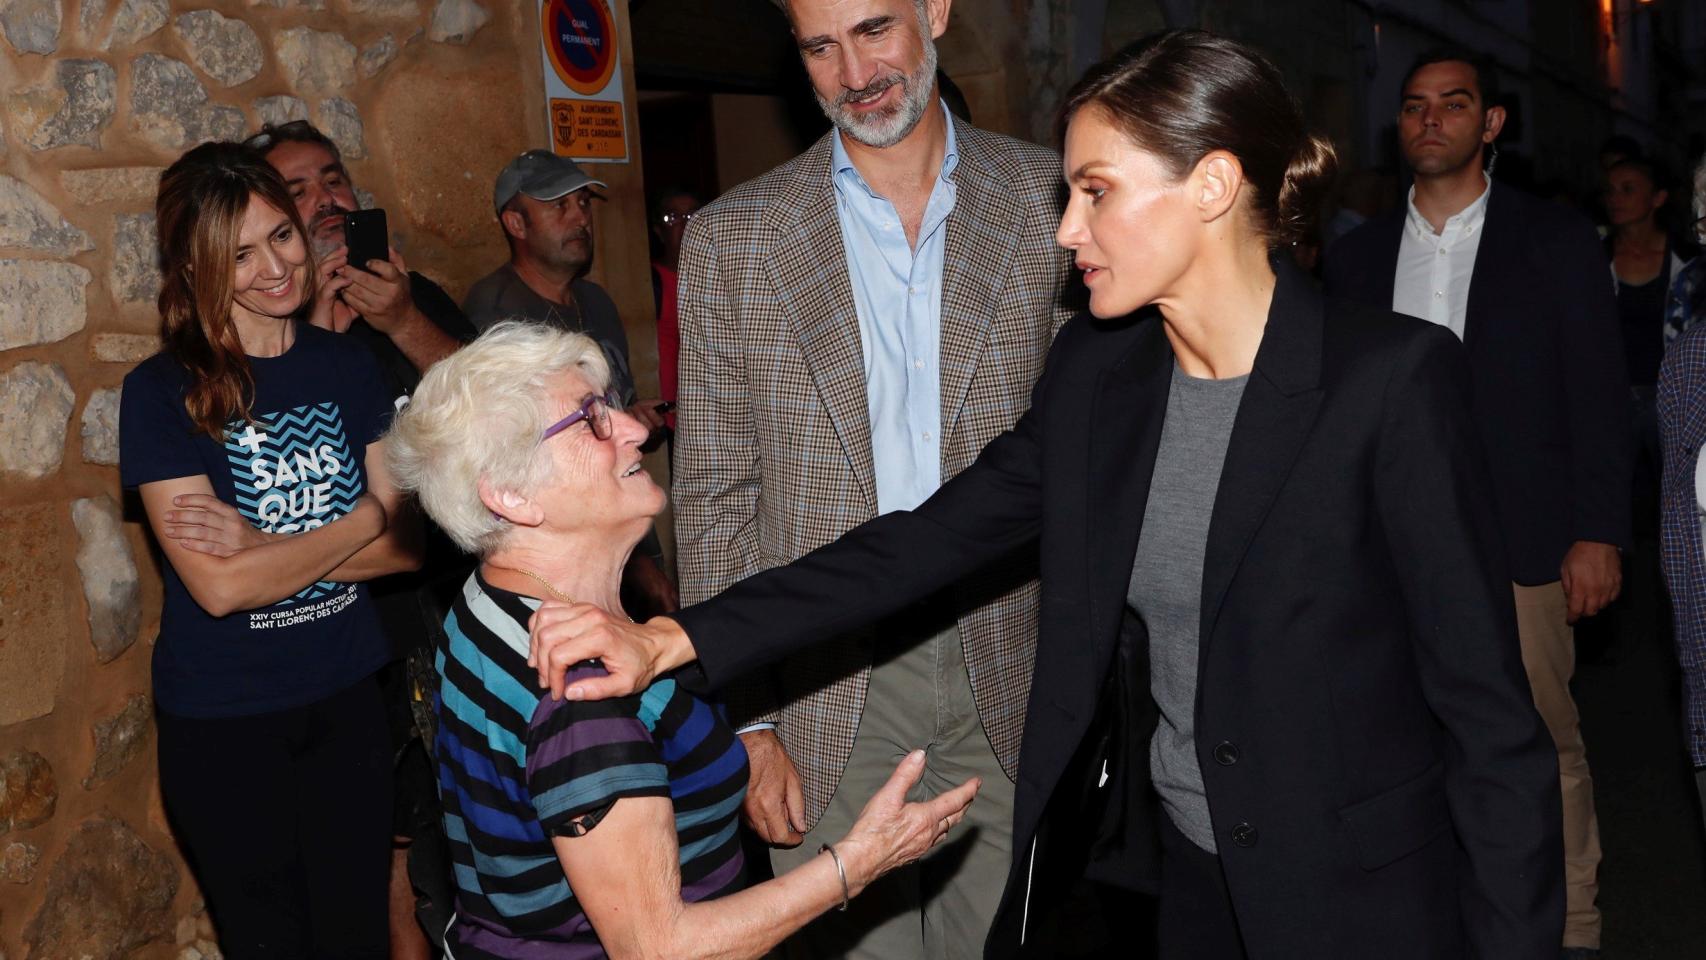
[1486,140,1500,176]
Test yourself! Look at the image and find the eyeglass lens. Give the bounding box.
[587,397,613,440]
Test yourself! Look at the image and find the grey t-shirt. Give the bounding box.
[460,265,637,403]
[1127,364,1248,853]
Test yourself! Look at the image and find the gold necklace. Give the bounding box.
[500,565,635,623]
[514,567,575,603]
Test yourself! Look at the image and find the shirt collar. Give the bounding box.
[831,98,960,199]
[1404,171,1492,241]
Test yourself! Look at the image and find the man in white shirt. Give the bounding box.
[1326,50,1630,960]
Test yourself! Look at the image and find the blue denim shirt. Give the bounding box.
[831,102,959,514]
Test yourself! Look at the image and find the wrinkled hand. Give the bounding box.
[835,751,979,897]
[308,248,357,333]
[740,729,806,846]
[339,248,418,333]
[527,601,692,701]
[1561,540,1622,623]
[162,493,276,556]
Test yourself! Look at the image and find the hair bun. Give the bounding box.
[1276,133,1338,246]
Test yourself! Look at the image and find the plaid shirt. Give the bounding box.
[1656,259,1706,766]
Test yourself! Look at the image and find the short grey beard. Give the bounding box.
[814,33,940,149]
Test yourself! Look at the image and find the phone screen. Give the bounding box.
[342,209,388,274]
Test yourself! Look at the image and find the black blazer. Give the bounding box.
[1324,183,1631,583]
[674,263,1563,958]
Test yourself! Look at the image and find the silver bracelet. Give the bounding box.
[819,843,850,911]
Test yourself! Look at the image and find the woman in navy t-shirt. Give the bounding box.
[119,142,420,957]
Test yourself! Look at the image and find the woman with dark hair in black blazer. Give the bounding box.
[525,31,1563,960]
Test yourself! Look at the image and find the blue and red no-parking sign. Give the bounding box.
[542,0,617,96]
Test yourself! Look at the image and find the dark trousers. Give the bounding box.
[157,674,392,959]
[1158,815,1248,960]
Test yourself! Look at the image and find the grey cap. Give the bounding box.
[493,150,607,214]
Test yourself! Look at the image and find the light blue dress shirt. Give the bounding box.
[831,103,959,515]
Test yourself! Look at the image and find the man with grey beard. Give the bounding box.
[670,1,1074,956]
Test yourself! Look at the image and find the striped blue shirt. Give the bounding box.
[434,572,749,958]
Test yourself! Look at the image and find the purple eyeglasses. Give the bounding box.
[541,393,620,443]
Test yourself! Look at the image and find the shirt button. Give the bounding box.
[1434,291,1443,298]
[914,359,925,370]
[922,431,932,442]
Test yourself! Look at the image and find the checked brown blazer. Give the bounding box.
[672,117,1076,828]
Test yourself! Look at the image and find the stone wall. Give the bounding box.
[0,0,655,955]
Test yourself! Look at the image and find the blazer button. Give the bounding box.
[1212,741,1240,765]
[1231,822,1258,848]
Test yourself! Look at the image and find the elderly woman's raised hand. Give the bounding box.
[831,750,981,897]
[527,600,696,701]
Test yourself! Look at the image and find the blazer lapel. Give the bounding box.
[1087,315,1174,663]
[1199,264,1327,653]
[764,137,878,513]
[1462,183,1513,354]
[940,120,1024,439]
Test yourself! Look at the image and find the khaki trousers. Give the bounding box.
[771,624,1015,960]
[1513,581,1602,949]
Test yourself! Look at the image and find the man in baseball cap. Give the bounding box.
[490,149,609,216]
[463,149,620,368]
[462,148,678,617]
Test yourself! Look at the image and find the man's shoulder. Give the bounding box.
[700,143,831,225]
[462,264,545,329]
[1487,182,1596,244]
[571,276,617,313]
[955,122,1060,191]
[407,271,478,341]
[1666,291,1706,359]
[462,265,512,302]
[1330,208,1403,257]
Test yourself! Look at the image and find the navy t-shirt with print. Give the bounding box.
[120,323,394,719]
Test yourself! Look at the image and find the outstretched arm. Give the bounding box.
[560,751,976,960]
[528,362,1053,702]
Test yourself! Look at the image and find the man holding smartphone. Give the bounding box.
[246,121,476,387]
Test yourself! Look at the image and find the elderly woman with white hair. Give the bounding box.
[384,321,979,960]
[1658,153,1706,836]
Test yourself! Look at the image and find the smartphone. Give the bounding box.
[342,208,389,273]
